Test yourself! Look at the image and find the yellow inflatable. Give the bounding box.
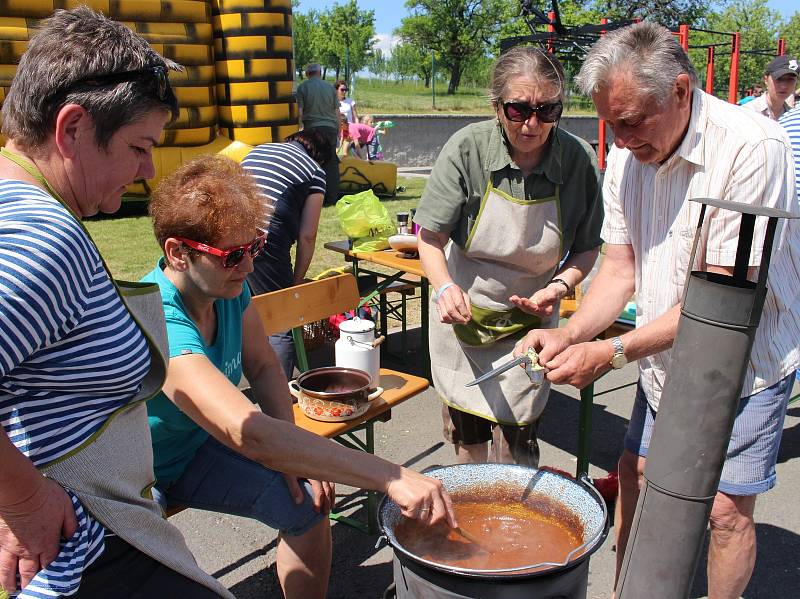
[0,0,297,195]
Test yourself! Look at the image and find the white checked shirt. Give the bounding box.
[602,88,800,411]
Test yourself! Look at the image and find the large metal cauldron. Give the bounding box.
[379,464,608,599]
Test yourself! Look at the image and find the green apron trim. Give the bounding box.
[490,183,557,205]
[453,303,540,346]
[0,148,168,467]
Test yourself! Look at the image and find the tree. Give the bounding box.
[690,0,782,99]
[292,9,320,79]
[591,0,709,28]
[314,1,377,83]
[398,0,506,94]
[388,42,433,86]
[779,11,800,58]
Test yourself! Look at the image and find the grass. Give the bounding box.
[344,77,597,116]
[85,177,427,283]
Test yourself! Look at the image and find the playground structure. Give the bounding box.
[505,1,790,169]
[0,0,396,198]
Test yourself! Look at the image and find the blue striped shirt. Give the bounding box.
[241,141,325,293]
[0,180,151,597]
[779,107,800,205]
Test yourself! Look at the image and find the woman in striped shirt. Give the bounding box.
[0,7,231,599]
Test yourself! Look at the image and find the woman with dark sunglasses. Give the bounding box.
[414,46,603,468]
[0,7,243,599]
[335,80,358,124]
[142,155,456,599]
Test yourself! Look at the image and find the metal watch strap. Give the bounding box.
[611,336,624,355]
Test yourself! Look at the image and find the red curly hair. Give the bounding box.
[149,154,272,254]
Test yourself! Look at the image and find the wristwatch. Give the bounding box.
[610,336,628,369]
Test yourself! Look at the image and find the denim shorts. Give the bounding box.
[624,373,795,496]
[153,437,325,536]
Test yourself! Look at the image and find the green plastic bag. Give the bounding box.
[335,189,395,252]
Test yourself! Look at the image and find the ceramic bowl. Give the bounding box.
[388,233,418,254]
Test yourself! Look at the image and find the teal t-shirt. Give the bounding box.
[141,259,251,487]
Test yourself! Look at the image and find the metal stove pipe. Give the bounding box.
[617,199,796,599]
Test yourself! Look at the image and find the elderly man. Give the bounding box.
[744,54,799,120]
[518,22,800,599]
[296,63,340,205]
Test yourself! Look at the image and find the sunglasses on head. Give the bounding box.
[176,230,266,269]
[67,65,172,102]
[501,100,563,123]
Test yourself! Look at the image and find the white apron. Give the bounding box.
[430,182,563,425]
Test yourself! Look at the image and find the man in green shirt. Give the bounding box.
[296,63,339,205]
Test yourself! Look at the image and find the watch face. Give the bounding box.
[611,353,628,369]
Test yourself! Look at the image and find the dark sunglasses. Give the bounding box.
[340,87,348,92]
[68,65,172,102]
[502,100,563,123]
[177,230,266,269]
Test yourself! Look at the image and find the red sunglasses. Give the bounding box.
[176,230,266,269]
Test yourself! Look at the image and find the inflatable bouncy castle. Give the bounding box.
[0,0,396,197]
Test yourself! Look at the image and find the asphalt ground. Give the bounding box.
[171,328,800,599]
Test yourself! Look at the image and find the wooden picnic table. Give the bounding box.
[324,240,431,378]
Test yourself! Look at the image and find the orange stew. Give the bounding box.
[394,486,584,571]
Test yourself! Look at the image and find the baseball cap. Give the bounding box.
[765,55,799,78]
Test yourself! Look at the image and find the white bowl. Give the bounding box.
[388,233,418,254]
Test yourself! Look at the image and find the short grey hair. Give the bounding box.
[305,63,322,76]
[2,6,180,151]
[489,46,566,105]
[575,21,698,105]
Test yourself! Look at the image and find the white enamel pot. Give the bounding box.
[335,317,384,388]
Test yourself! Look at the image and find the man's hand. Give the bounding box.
[435,284,472,324]
[539,340,615,389]
[515,327,573,365]
[510,284,563,318]
[0,478,77,593]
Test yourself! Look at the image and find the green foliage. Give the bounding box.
[293,0,377,84]
[592,0,709,28]
[399,0,506,94]
[388,42,433,85]
[779,12,800,57]
[690,0,783,100]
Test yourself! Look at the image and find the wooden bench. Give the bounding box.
[169,274,429,533]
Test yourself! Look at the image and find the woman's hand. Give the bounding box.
[385,469,457,528]
[0,478,77,593]
[283,475,335,515]
[435,284,472,324]
[509,283,563,317]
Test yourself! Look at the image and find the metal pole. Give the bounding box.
[728,32,740,104]
[431,52,436,110]
[617,199,796,599]
[705,46,715,95]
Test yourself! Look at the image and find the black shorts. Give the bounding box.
[74,534,224,598]
[442,404,540,467]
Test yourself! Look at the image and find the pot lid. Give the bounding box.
[339,317,375,334]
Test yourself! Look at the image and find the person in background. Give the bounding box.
[296,63,339,206]
[361,114,390,160]
[241,129,330,378]
[143,154,457,599]
[336,80,358,124]
[0,7,233,598]
[736,84,762,105]
[346,119,377,160]
[519,22,800,599]
[779,106,800,204]
[743,55,798,120]
[414,46,603,468]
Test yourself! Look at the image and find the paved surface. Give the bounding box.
[171,329,800,598]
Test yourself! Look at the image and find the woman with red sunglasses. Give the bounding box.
[415,46,603,468]
[142,155,456,599]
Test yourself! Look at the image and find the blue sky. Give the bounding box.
[297,0,798,47]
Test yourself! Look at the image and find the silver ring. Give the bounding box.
[419,507,431,512]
